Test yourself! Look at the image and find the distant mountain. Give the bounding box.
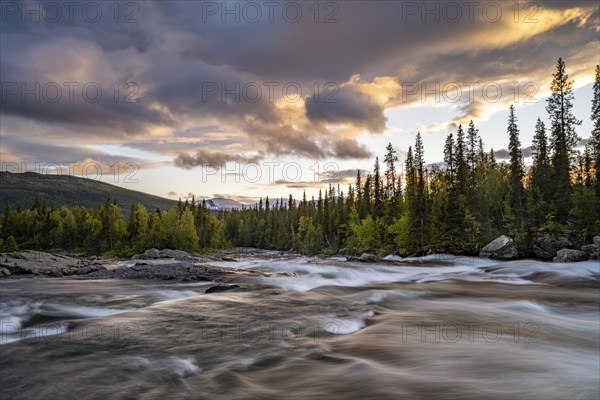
[0,172,177,211]
[204,197,245,210]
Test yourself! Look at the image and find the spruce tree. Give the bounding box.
[546,58,582,219]
[507,105,525,231]
[413,132,429,249]
[373,157,383,218]
[455,124,468,196]
[591,65,600,198]
[466,120,479,189]
[384,143,398,202]
[529,118,551,225]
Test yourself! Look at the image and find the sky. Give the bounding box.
[1,0,599,204]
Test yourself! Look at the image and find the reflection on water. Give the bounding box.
[1,257,598,399]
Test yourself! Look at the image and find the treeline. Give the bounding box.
[1,59,599,256]
[0,197,226,255]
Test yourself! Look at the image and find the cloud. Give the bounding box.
[0,0,597,169]
[330,138,373,159]
[173,149,261,169]
[494,146,532,160]
[305,86,387,133]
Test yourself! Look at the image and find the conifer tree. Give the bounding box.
[546,58,582,219]
[507,105,525,231]
[591,65,600,198]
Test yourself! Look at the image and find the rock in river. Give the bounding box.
[479,235,518,259]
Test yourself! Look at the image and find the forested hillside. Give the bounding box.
[0,171,176,211]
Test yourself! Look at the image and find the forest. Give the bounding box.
[1,59,599,257]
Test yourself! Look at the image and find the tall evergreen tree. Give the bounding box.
[413,132,429,249]
[466,120,479,189]
[507,105,525,230]
[373,157,383,218]
[455,124,468,195]
[529,118,551,225]
[546,58,582,219]
[443,132,456,184]
[591,64,600,198]
[383,143,398,201]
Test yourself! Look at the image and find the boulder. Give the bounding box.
[360,253,381,262]
[533,231,584,259]
[594,236,600,249]
[132,248,161,260]
[132,248,195,261]
[581,243,600,260]
[553,249,588,263]
[479,235,518,259]
[347,253,383,263]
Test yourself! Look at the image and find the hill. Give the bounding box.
[0,172,177,211]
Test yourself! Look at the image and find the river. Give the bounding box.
[1,254,598,399]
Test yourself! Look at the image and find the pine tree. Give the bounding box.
[507,105,525,231]
[591,65,600,198]
[372,157,383,218]
[383,143,398,200]
[466,120,479,189]
[546,58,582,219]
[413,132,429,250]
[455,124,468,195]
[443,132,456,184]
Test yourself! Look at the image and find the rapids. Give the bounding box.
[1,254,598,399]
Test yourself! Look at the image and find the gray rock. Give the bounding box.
[534,231,584,259]
[593,236,600,249]
[347,253,383,263]
[205,284,241,293]
[480,235,518,259]
[0,267,11,276]
[581,244,596,256]
[553,249,588,263]
[131,248,196,261]
[533,245,554,259]
[581,243,600,260]
[360,253,382,262]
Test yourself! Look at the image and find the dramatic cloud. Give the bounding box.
[1,0,597,177]
[173,149,261,169]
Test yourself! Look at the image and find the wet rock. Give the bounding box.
[553,249,588,263]
[580,243,599,260]
[346,253,383,263]
[533,231,583,259]
[131,248,161,260]
[131,248,197,261]
[0,267,11,276]
[205,284,241,293]
[479,235,518,259]
[75,265,105,275]
[220,256,238,262]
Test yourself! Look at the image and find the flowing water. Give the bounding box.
[1,255,599,399]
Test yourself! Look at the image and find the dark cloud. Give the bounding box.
[0,135,149,167]
[331,138,373,159]
[173,149,261,169]
[0,0,597,167]
[306,87,387,133]
[494,146,532,160]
